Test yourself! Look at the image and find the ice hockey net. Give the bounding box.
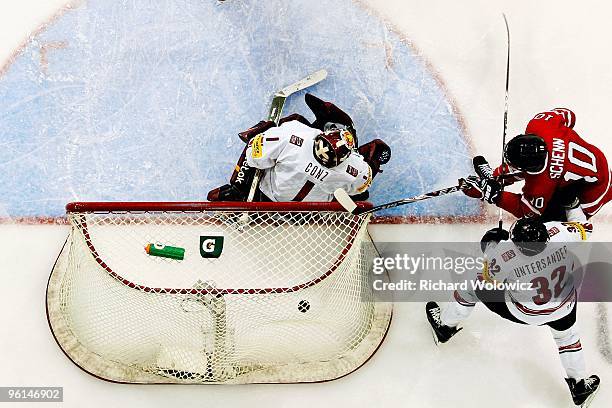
[46,201,392,384]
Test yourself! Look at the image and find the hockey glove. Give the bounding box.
[460,175,502,204]
[238,120,276,143]
[358,139,391,177]
[305,93,357,144]
[493,163,524,186]
[480,227,509,252]
[207,184,246,201]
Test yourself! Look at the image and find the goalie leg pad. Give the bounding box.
[230,146,258,193]
[208,145,258,202]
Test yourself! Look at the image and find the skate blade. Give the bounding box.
[428,325,440,346]
[580,386,600,408]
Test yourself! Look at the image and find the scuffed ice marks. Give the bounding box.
[0,0,476,218]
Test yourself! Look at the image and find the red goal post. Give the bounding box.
[65,200,373,213]
[47,201,392,384]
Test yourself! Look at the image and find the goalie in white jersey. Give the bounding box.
[245,120,372,201]
[426,211,600,407]
[207,93,390,202]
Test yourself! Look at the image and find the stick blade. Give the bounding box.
[276,69,328,97]
[333,188,357,213]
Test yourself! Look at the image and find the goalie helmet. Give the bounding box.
[313,129,354,168]
[504,134,548,173]
[510,217,549,256]
[324,122,357,144]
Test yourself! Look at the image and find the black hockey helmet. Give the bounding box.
[504,134,548,173]
[510,217,549,256]
[313,129,353,168]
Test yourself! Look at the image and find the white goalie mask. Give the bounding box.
[313,129,353,168]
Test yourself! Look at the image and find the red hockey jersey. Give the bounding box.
[494,108,610,218]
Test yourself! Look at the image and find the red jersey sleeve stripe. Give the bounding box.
[553,108,576,128]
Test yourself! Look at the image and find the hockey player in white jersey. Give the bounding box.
[244,120,372,201]
[426,213,600,407]
[207,93,390,202]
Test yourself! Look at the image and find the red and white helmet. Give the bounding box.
[313,129,354,168]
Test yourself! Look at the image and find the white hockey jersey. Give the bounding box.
[245,120,372,202]
[482,220,591,326]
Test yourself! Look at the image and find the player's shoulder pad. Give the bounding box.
[482,256,505,283]
[528,108,576,130]
[279,119,318,133]
[552,108,576,128]
[546,220,591,242]
[278,120,321,144]
[337,152,372,193]
[247,126,293,160]
[251,121,312,146]
[485,241,516,262]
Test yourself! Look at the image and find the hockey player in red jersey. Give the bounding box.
[463,108,611,221]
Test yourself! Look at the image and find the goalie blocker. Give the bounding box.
[207,93,390,202]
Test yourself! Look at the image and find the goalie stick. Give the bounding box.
[246,69,328,202]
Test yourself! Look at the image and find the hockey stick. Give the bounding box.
[334,169,523,216]
[246,69,328,202]
[334,185,465,215]
[498,13,511,228]
[335,153,522,215]
[267,69,328,125]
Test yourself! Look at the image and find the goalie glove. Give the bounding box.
[238,120,276,143]
[305,93,357,144]
[358,139,391,177]
[460,175,502,204]
[207,184,246,201]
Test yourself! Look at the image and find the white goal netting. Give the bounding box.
[46,202,392,384]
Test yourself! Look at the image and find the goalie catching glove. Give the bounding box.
[460,175,502,204]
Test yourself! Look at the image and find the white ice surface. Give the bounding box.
[2,0,612,406]
[1,223,612,407]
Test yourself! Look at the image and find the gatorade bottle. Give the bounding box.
[145,243,185,260]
